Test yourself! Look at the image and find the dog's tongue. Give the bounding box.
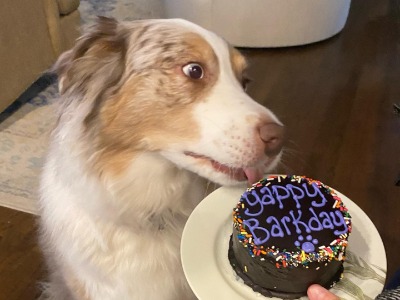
[243,167,264,186]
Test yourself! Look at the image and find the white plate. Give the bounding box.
[181,186,387,300]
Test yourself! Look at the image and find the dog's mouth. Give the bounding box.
[184,151,264,185]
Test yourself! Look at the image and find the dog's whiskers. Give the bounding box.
[278,145,309,173]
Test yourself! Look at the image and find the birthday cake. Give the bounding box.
[228,175,352,299]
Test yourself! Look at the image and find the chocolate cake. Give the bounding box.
[228,175,352,299]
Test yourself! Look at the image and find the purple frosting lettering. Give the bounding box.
[319,211,334,229]
[290,210,311,234]
[243,191,264,217]
[240,179,349,246]
[259,186,276,206]
[266,216,284,237]
[280,216,292,235]
[330,211,348,235]
[243,188,276,217]
[272,185,291,209]
[302,182,328,207]
[286,184,305,209]
[308,207,324,231]
[243,218,270,245]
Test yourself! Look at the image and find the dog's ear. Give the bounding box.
[53,17,128,96]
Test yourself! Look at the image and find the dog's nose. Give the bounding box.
[259,123,284,156]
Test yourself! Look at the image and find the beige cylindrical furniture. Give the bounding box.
[163,0,351,47]
[0,0,80,112]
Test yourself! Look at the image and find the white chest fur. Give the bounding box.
[40,144,206,299]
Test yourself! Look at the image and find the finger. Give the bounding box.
[307,284,340,300]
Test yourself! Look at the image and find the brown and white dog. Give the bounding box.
[39,17,284,300]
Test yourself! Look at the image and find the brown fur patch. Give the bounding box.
[52,17,129,130]
[229,47,248,88]
[83,23,221,177]
[54,17,127,93]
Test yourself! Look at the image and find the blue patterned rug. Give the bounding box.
[0,0,164,214]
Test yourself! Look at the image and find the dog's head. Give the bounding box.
[54,17,283,186]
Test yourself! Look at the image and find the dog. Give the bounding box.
[38,17,284,300]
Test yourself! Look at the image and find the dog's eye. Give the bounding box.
[182,63,204,79]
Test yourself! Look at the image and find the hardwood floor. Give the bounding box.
[0,0,398,299]
[0,207,44,300]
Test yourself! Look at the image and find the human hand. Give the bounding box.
[307,284,340,300]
